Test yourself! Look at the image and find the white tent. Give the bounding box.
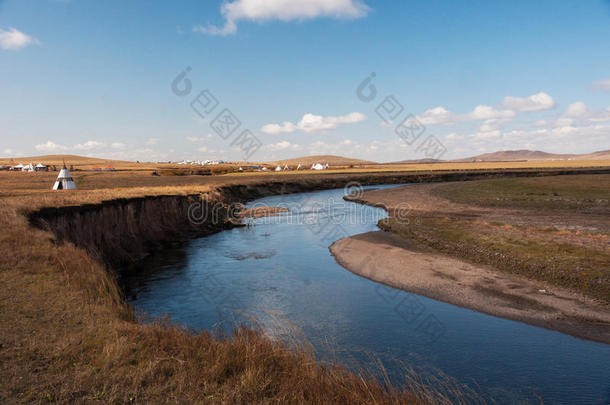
[311,163,325,170]
[35,163,47,171]
[296,163,302,170]
[53,165,77,190]
[13,163,24,170]
[22,163,35,172]
[283,164,289,171]
[274,165,282,172]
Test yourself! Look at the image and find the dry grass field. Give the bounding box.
[0,162,496,404]
[1,156,609,403]
[368,175,610,303]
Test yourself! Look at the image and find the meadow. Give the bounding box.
[380,174,610,303]
[1,159,609,403]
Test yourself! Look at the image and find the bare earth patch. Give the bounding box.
[330,232,610,343]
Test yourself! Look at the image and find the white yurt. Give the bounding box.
[13,163,24,170]
[53,165,77,190]
[311,163,325,170]
[35,163,47,171]
[274,165,282,172]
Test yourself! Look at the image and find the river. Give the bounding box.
[123,185,610,404]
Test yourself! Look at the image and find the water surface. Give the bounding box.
[124,186,610,404]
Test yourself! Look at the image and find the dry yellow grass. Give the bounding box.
[1,159,609,403]
[2,168,497,404]
[3,153,608,174]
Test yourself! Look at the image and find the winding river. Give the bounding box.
[124,185,610,404]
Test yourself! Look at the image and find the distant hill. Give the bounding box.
[0,154,161,170]
[578,150,610,160]
[457,149,610,162]
[390,158,444,164]
[267,155,377,166]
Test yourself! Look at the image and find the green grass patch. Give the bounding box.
[432,174,610,212]
[380,217,610,303]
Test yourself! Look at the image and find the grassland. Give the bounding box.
[431,174,610,213]
[1,167,495,404]
[375,175,610,303]
[3,153,610,175]
[379,216,610,303]
[1,161,609,403]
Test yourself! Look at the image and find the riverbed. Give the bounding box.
[124,185,610,404]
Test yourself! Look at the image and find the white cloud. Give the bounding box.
[146,138,159,145]
[533,119,548,127]
[564,101,588,118]
[554,117,574,127]
[195,0,370,35]
[74,140,105,150]
[34,140,116,153]
[266,141,302,151]
[474,130,501,139]
[416,105,514,126]
[445,133,462,141]
[479,120,498,132]
[591,79,610,93]
[186,135,212,142]
[466,105,515,121]
[261,121,298,134]
[3,148,13,155]
[35,141,68,152]
[0,27,38,50]
[261,112,365,134]
[502,92,555,112]
[416,106,456,125]
[589,107,610,123]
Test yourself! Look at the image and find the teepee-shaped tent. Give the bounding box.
[53,165,76,190]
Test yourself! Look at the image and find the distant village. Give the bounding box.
[0,158,330,174]
[0,162,116,172]
[175,159,329,172]
[0,158,331,191]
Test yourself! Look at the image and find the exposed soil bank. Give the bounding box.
[28,167,610,272]
[330,232,610,343]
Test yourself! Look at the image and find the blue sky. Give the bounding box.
[1,0,609,162]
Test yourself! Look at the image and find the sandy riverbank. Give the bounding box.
[331,179,610,344]
[330,231,610,343]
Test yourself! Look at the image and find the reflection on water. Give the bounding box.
[124,185,610,404]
